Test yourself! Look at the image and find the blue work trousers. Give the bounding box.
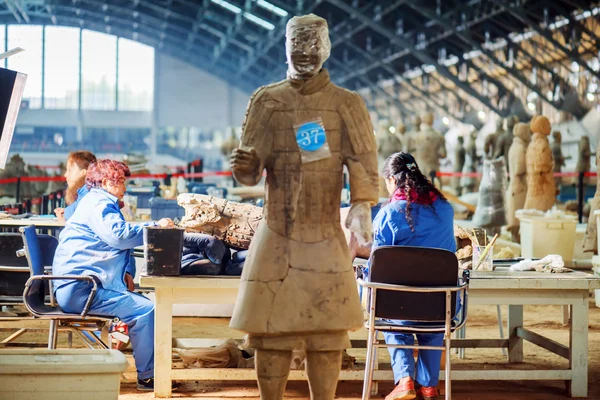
[55,281,155,380]
[383,327,443,387]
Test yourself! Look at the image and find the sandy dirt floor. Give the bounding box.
[2,299,600,399]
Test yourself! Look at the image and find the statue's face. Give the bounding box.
[286,26,328,79]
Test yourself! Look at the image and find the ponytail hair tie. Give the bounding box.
[406,163,416,172]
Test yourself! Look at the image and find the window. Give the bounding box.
[81,30,116,110]
[7,25,43,109]
[44,26,80,109]
[118,38,154,111]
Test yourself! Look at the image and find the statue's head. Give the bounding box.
[285,14,331,80]
[552,131,562,143]
[507,115,519,133]
[496,119,504,131]
[514,122,532,142]
[412,115,421,128]
[396,122,406,134]
[421,112,434,126]
[530,115,551,136]
[581,135,590,145]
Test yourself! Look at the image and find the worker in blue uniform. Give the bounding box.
[54,151,96,221]
[52,159,174,391]
[369,152,456,400]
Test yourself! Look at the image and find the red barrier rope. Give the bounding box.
[436,171,598,178]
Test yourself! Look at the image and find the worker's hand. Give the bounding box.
[157,218,174,228]
[124,273,135,292]
[230,147,260,175]
[54,208,64,218]
[345,201,373,247]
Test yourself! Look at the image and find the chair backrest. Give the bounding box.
[0,234,30,297]
[369,246,458,321]
[19,226,58,304]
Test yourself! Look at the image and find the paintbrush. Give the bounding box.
[474,233,499,271]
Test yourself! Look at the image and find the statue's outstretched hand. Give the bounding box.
[230,148,260,176]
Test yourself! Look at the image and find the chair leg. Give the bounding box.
[47,320,58,349]
[67,332,73,349]
[362,330,377,400]
[445,334,452,400]
[497,305,506,356]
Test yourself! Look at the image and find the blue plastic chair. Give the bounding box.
[19,225,115,349]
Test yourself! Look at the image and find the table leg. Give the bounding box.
[508,305,523,363]
[569,298,589,398]
[562,305,570,326]
[154,288,173,398]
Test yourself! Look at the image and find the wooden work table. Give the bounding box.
[140,268,600,398]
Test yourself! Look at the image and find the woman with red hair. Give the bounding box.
[52,159,173,391]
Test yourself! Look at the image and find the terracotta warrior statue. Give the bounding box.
[376,120,403,165]
[454,136,466,196]
[414,112,447,183]
[461,129,479,193]
[396,122,407,152]
[495,116,518,172]
[506,123,532,242]
[405,115,420,154]
[484,119,502,160]
[584,140,600,252]
[551,131,566,191]
[229,14,378,400]
[524,115,555,212]
[576,135,592,185]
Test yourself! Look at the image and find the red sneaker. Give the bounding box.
[416,386,439,400]
[385,378,416,400]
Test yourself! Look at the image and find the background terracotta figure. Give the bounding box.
[405,115,420,154]
[495,116,518,171]
[506,123,532,242]
[396,122,407,152]
[229,14,378,400]
[524,115,556,212]
[551,131,566,191]
[576,135,592,185]
[584,140,600,253]
[454,136,466,196]
[484,119,502,160]
[414,112,446,184]
[376,121,403,165]
[461,129,479,193]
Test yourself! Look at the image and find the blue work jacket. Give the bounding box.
[63,185,89,220]
[366,197,456,277]
[52,188,156,292]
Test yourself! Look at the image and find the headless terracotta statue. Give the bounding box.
[551,131,565,191]
[414,112,446,183]
[524,115,555,212]
[229,14,378,400]
[506,123,531,242]
[583,140,600,253]
[454,136,466,196]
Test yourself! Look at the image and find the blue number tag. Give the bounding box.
[296,121,326,152]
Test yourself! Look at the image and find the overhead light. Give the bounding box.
[587,92,595,102]
[243,12,275,30]
[388,126,396,134]
[255,0,288,17]
[527,102,536,111]
[547,90,553,101]
[477,111,486,121]
[442,117,450,126]
[211,0,241,14]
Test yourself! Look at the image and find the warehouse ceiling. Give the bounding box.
[1,0,599,121]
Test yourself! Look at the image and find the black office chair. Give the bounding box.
[357,246,470,400]
[19,225,116,349]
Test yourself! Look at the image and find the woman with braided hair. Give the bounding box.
[370,152,455,400]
